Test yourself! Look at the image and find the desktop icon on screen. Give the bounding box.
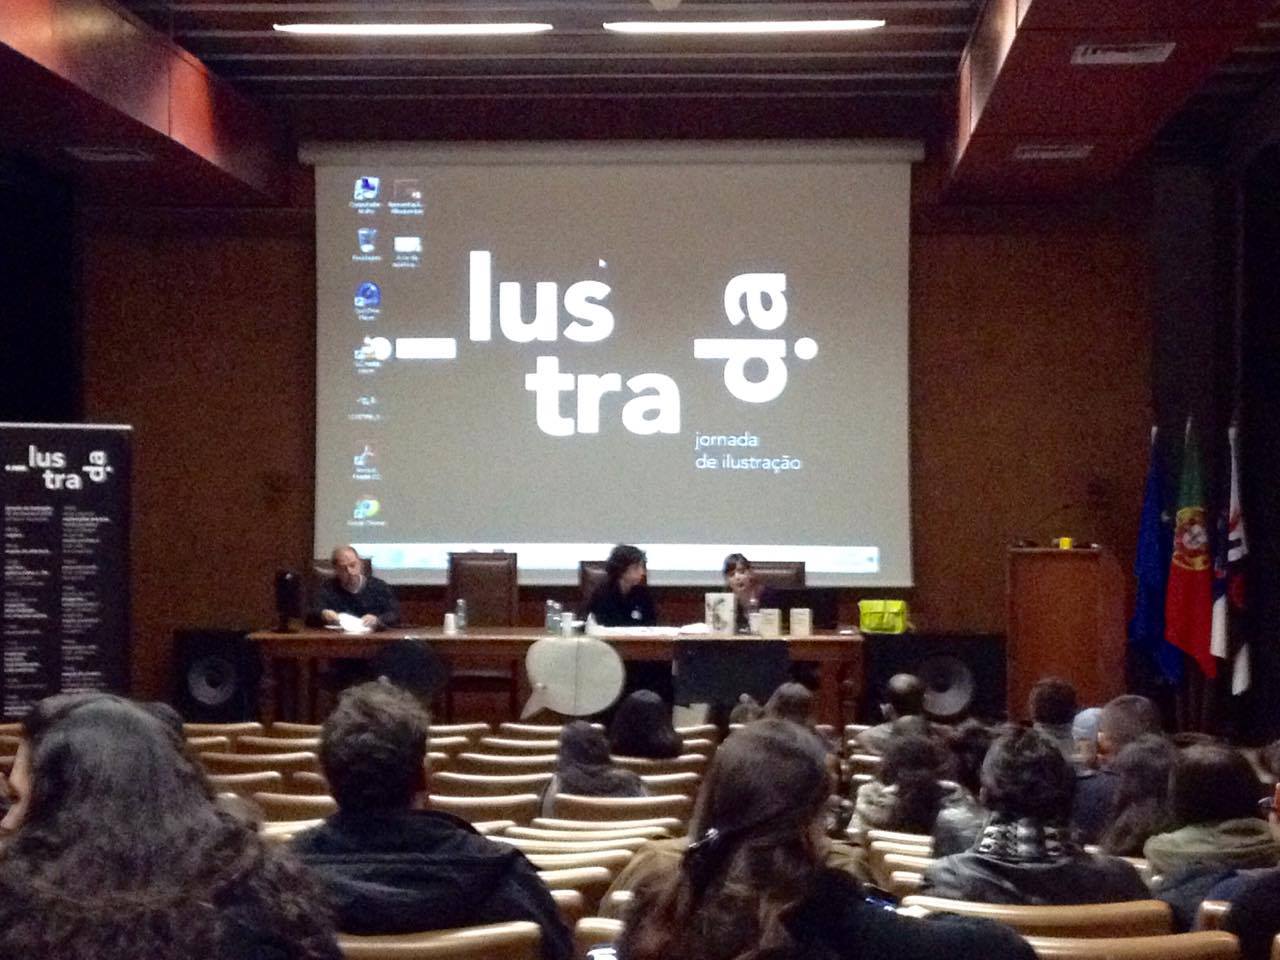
[353,498,381,520]
[354,445,377,468]
[357,228,377,253]
[394,236,422,254]
[393,179,422,203]
[353,177,380,201]
[354,282,381,309]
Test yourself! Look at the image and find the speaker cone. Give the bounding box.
[918,654,976,721]
[187,655,239,707]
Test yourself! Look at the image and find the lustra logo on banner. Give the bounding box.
[360,250,819,437]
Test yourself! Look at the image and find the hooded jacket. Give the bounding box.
[1144,819,1280,930]
[290,809,571,960]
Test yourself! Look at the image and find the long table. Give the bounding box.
[248,628,863,728]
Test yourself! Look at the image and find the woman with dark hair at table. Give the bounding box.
[0,692,340,960]
[584,544,657,627]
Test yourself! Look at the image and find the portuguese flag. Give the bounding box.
[1166,418,1215,678]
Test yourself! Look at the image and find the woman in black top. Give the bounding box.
[585,544,657,626]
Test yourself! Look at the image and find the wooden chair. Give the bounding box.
[260,819,323,844]
[550,889,585,930]
[611,754,708,776]
[0,734,20,754]
[866,829,934,846]
[184,735,232,754]
[453,753,560,775]
[575,918,625,960]
[750,560,806,589]
[869,840,934,886]
[532,816,684,834]
[0,754,13,775]
[252,792,338,822]
[428,736,474,757]
[578,560,608,609]
[338,920,541,960]
[0,723,20,736]
[901,896,1174,938]
[494,835,649,854]
[521,849,634,873]
[550,793,693,823]
[537,866,614,912]
[207,771,284,796]
[477,737,563,755]
[880,852,936,876]
[290,771,332,794]
[1023,932,1239,960]
[237,735,321,754]
[1199,901,1230,931]
[674,724,720,742]
[498,722,603,740]
[1271,933,1280,960]
[430,723,493,744]
[847,753,883,776]
[844,723,872,739]
[184,721,264,739]
[445,551,520,721]
[201,751,319,779]
[679,738,717,758]
[600,889,634,921]
[504,824,672,842]
[473,820,517,836]
[887,870,925,898]
[431,772,554,797]
[638,772,701,797]
[267,721,323,737]
[428,793,541,825]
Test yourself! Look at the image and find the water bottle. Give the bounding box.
[544,599,562,632]
[455,598,467,631]
[746,594,761,634]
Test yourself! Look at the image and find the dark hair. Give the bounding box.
[1099,695,1161,753]
[946,719,995,797]
[622,721,831,960]
[321,681,428,813]
[556,722,644,799]
[609,690,682,759]
[722,553,751,576]
[981,726,1075,823]
[605,544,647,582]
[880,734,948,833]
[764,683,814,729]
[1029,678,1078,727]
[728,695,764,725]
[0,694,335,960]
[1169,745,1264,827]
[1098,735,1177,856]
[885,673,925,718]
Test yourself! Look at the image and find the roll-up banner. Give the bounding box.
[0,423,132,719]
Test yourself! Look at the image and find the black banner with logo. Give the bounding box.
[0,423,131,719]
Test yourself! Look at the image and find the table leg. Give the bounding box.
[259,656,278,725]
[297,658,313,724]
[816,660,841,729]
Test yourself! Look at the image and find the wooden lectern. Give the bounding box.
[1006,547,1126,721]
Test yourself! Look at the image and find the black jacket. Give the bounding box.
[584,582,656,627]
[308,576,400,627]
[290,810,570,960]
[922,849,1148,906]
[1070,768,1118,845]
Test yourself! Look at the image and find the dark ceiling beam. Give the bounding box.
[948,0,1274,198]
[1,0,291,201]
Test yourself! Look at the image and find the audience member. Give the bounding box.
[0,693,339,960]
[1029,677,1078,761]
[923,726,1147,905]
[290,683,571,959]
[1071,694,1162,844]
[856,673,927,755]
[765,682,816,729]
[620,719,1035,960]
[609,689,682,759]
[542,720,645,815]
[933,720,994,856]
[1072,707,1102,770]
[309,545,400,629]
[1145,745,1280,930]
[1096,735,1177,857]
[1221,868,1280,960]
[850,732,979,841]
[728,694,764,725]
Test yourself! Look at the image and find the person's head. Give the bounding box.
[559,721,611,768]
[764,682,815,729]
[722,553,754,594]
[728,694,764,725]
[605,544,647,593]
[880,734,949,833]
[623,720,832,960]
[1110,735,1177,811]
[1097,695,1161,762]
[946,719,996,797]
[331,544,364,592]
[1169,744,1264,828]
[882,673,925,720]
[321,681,429,814]
[980,726,1075,824]
[1029,677,1078,727]
[609,690,681,759]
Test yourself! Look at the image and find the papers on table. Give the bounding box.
[336,612,373,634]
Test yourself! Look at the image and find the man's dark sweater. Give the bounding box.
[290,809,570,960]
[309,577,400,627]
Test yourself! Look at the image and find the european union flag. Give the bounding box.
[1130,428,1181,683]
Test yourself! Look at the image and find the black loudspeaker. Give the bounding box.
[274,570,302,631]
[174,630,261,722]
[860,633,1006,723]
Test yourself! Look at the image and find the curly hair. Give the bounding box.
[605,544,647,582]
[880,734,949,833]
[980,725,1075,824]
[320,681,429,813]
[1169,744,1265,827]
[0,693,337,960]
[621,720,832,960]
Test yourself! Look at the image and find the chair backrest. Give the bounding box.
[532,816,684,833]
[184,735,232,754]
[338,920,541,960]
[477,737,562,755]
[506,824,672,842]
[537,866,614,912]
[429,736,474,757]
[551,792,693,823]
[612,754,708,776]
[453,753,560,775]
[750,561,806,588]
[600,889,634,921]
[201,751,319,778]
[253,792,338,822]
[237,735,321,754]
[887,870,925,898]
[183,721,265,739]
[494,835,649,854]
[679,738,717,757]
[1199,901,1230,931]
[1022,932,1239,960]
[550,889,585,930]
[447,551,518,626]
[430,723,493,744]
[428,793,541,825]
[901,896,1174,938]
[498,722,605,740]
[260,819,324,844]
[522,849,635,873]
[674,724,720,742]
[268,721,323,737]
[579,560,609,606]
[866,829,934,846]
[638,772,702,797]
[207,771,285,796]
[431,771,554,797]
[847,753,883,776]
[574,918,625,960]
[290,771,331,794]
[880,852,936,874]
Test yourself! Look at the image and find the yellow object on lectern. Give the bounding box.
[1057,537,1074,550]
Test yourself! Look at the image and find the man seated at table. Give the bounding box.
[309,545,399,629]
[290,682,571,959]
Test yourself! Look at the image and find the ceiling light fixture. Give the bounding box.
[273,22,554,37]
[602,19,885,35]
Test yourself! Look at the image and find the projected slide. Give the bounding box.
[311,143,916,585]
